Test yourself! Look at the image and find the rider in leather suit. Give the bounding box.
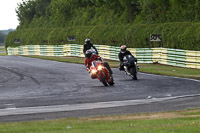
[85,49,113,79]
[118,45,137,71]
[83,38,98,56]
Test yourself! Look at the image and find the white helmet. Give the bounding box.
[85,38,90,43]
[85,49,93,58]
[120,45,127,53]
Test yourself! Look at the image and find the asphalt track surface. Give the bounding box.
[0,56,200,122]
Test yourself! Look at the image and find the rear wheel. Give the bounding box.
[99,72,108,86]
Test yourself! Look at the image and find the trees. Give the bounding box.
[7,0,200,50]
[0,31,5,44]
[167,0,196,22]
[15,0,200,28]
[16,0,51,28]
[118,0,141,23]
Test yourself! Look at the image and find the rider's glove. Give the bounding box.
[97,57,104,63]
[87,68,91,73]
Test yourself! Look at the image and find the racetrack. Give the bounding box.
[0,56,200,122]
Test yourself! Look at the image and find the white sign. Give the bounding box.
[67,36,76,41]
[150,34,162,42]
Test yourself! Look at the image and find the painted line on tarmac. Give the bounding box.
[0,94,200,117]
[140,72,200,82]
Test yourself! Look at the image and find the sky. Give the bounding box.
[0,0,23,30]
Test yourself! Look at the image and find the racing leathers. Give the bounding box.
[83,42,98,56]
[118,50,137,71]
[85,54,113,78]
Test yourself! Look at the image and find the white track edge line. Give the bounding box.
[140,72,200,82]
[0,94,200,117]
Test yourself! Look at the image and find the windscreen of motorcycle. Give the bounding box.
[124,55,135,64]
[92,61,101,67]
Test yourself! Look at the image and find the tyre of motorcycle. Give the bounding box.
[108,74,114,86]
[99,72,108,86]
[129,66,137,80]
[91,73,96,79]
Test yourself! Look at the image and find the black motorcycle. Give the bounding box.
[123,55,138,80]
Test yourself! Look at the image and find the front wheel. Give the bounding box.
[132,74,137,80]
[130,67,137,80]
[99,72,108,86]
[108,75,114,86]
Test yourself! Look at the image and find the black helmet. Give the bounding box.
[85,49,93,58]
[120,45,127,53]
[85,38,90,44]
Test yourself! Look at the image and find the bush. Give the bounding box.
[5,22,200,51]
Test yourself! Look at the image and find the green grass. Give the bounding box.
[139,63,200,80]
[0,53,6,56]
[0,46,5,51]
[24,55,200,80]
[1,108,200,133]
[0,46,6,56]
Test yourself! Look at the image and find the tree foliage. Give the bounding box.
[5,22,200,51]
[16,0,51,28]
[6,0,200,51]
[0,31,5,44]
[15,0,200,29]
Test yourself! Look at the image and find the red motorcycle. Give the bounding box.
[90,60,114,86]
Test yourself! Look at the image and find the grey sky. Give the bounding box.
[0,0,23,30]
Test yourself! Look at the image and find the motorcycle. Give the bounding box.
[90,60,114,86]
[123,55,138,80]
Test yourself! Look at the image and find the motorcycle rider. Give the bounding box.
[118,45,137,71]
[85,49,113,79]
[83,38,98,56]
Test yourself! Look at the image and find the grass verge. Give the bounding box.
[0,46,6,56]
[0,108,200,133]
[0,46,5,51]
[0,53,6,56]
[23,55,200,80]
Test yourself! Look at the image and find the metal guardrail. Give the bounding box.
[7,44,200,69]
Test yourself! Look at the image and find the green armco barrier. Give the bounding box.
[7,44,200,69]
[18,46,24,55]
[28,45,35,55]
[7,47,14,55]
[136,48,153,63]
[166,48,186,67]
[40,45,47,56]
[53,45,64,56]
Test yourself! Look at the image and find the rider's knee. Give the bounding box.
[103,62,109,67]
